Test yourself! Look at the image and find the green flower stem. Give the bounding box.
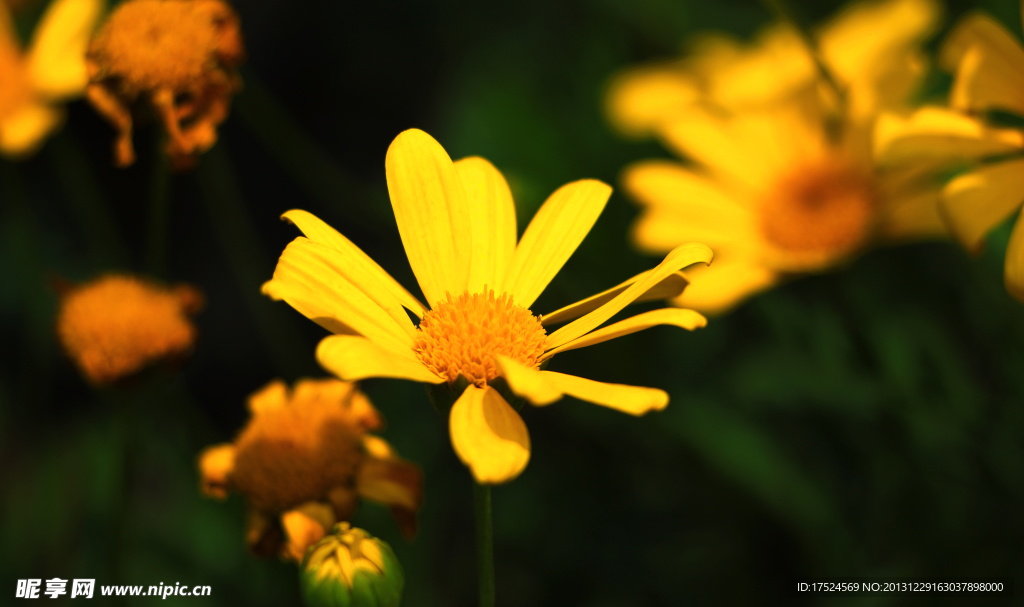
[473,481,495,607]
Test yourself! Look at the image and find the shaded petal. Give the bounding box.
[262,237,414,352]
[675,258,778,315]
[247,379,288,415]
[385,129,471,306]
[282,209,426,318]
[316,335,442,383]
[541,271,688,326]
[874,107,1024,166]
[941,14,1024,115]
[942,158,1024,252]
[449,385,530,485]
[877,184,947,241]
[546,242,712,350]
[0,102,62,157]
[540,371,668,415]
[1004,210,1024,302]
[495,355,562,405]
[26,0,103,100]
[357,455,424,512]
[504,179,612,308]
[280,502,334,562]
[604,63,699,137]
[542,308,706,361]
[197,444,235,499]
[455,157,517,294]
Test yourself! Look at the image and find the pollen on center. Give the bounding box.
[414,290,547,387]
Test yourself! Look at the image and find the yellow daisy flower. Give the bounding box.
[872,4,1024,302]
[199,378,423,562]
[0,0,103,157]
[262,129,712,485]
[609,0,945,314]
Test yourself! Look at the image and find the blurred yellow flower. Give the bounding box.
[263,128,711,485]
[55,273,202,386]
[608,0,945,314]
[198,378,423,562]
[873,5,1024,302]
[0,0,103,157]
[85,0,244,169]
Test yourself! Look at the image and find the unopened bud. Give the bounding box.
[300,523,403,607]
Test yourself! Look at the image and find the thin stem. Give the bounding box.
[473,482,495,607]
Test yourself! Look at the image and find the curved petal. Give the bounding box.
[316,335,442,384]
[280,502,334,562]
[542,308,706,361]
[449,385,530,485]
[941,14,1024,115]
[197,444,236,499]
[673,258,777,315]
[874,107,1024,167]
[495,355,562,405]
[504,179,612,308]
[262,237,415,351]
[604,63,699,137]
[941,158,1024,252]
[455,157,517,294]
[385,129,471,307]
[282,209,426,318]
[247,379,288,415]
[1004,210,1024,302]
[545,242,713,350]
[26,0,103,100]
[0,102,62,157]
[540,372,668,415]
[541,271,688,326]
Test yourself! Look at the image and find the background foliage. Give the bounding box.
[2,0,1023,604]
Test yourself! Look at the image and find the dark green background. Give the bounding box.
[2,0,1022,604]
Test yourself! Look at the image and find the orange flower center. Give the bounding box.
[759,159,876,260]
[414,291,547,387]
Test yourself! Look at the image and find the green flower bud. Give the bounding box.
[300,523,404,607]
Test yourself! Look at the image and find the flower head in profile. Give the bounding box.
[262,129,712,485]
[606,0,947,314]
[199,378,423,562]
[872,3,1024,302]
[0,0,103,157]
[85,0,244,169]
[55,273,202,386]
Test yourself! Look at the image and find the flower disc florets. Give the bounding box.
[414,290,547,387]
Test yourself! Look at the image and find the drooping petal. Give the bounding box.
[455,157,517,294]
[197,444,236,499]
[262,237,414,352]
[384,129,472,307]
[1004,210,1024,302]
[495,355,562,405]
[942,158,1024,252]
[449,385,530,485]
[545,242,713,350]
[280,502,335,562]
[604,63,699,137]
[282,209,426,318]
[316,335,443,384]
[674,258,778,315]
[0,102,62,157]
[542,308,706,360]
[540,372,668,415]
[503,179,612,308]
[541,271,688,326]
[874,107,1024,167]
[941,14,1024,115]
[26,0,103,101]
[247,379,288,415]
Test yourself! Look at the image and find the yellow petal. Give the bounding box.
[503,179,612,308]
[877,184,947,241]
[455,157,517,294]
[604,63,699,137]
[546,242,712,350]
[674,258,778,315]
[281,209,426,318]
[542,308,707,361]
[942,158,1024,252]
[495,355,562,405]
[541,270,688,326]
[540,372,668,415]
[1005,210,1024,302]
[197,444,235,499]
[941,14,1024,115]
[247,379,288,415]
[262,237,414,352]
[705,25,814,109]
[0,102,62,157]
[385,129,471,307]
[316,335,442,383]
[280,502,334,562]
[874,107,1024,167]
[26,0,103,100]
[449,385,530,485]
[356,455,423,511]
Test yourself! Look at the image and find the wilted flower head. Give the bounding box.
[0,0,103,157]
[198,378,423,562]
[85,0,244,169]
[300,523,403,607]
[55,273,202,386]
